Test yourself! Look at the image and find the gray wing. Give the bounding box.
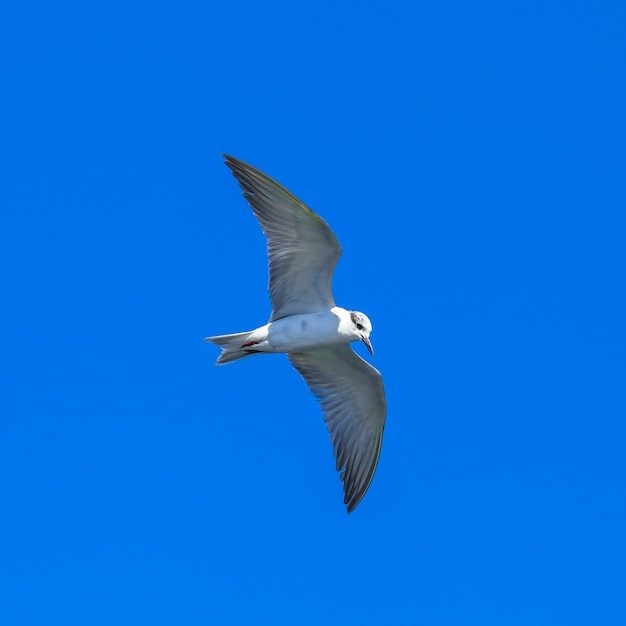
[288,344,387,513]
[224,155,342,322]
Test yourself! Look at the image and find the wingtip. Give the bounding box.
[222,154,252,177]
[345,497,360,514]
[222,153,242,167]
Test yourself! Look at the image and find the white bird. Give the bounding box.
[206,155,387,513]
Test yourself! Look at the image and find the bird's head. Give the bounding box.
[349,311,374,355]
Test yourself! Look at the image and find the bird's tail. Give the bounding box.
[204,330,262,365]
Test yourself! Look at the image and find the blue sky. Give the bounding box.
[2,1,625,624]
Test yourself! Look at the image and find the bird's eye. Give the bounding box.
[356,323,363,331]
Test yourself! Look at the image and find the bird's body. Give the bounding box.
[211,307,364,361]
[206,155,387,513]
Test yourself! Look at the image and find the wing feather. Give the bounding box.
[223,155,342,321]
[288,345,386,513]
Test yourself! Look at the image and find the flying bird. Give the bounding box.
[206,155,387,512]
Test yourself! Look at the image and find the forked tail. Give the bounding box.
[204,330,261,365]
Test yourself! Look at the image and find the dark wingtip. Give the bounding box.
[222,154,239,170]
[222,153,245,167]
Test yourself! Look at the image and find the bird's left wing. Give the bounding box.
[288,344,387,513]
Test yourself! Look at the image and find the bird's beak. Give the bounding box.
[361,335,374,356]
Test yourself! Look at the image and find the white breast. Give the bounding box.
[266,309,351,353]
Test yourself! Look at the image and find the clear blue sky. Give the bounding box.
[2,1,625,624]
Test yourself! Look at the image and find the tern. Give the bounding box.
[206,155,387,512]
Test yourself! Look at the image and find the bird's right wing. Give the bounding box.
[223,155,342,322]
[288,344,387,513]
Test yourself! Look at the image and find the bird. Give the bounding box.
[206,155,387,513]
